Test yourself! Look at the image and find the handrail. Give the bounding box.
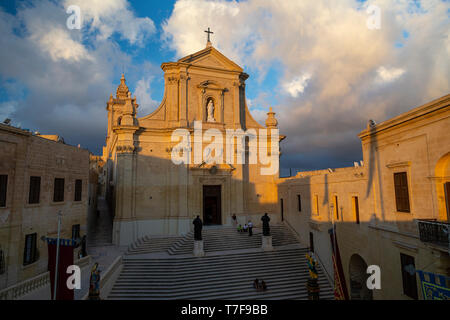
[282,219,334,287]
[0,271,50,300]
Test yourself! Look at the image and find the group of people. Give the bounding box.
[236,221,253,236]
[232,213,270,237]
[253,278,267,292]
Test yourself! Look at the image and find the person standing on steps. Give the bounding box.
[248,220,253,236]
[193,215,203,241]
[261,213,271,236]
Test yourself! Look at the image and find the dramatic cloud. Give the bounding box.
[134,76,159,116]
[376,66,406,83]
[0,0,156,153]
[65,0,156,45]
[283,74,312,98]
[163,0,449,171]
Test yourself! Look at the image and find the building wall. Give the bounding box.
[278,94,450,300]
[0,124,90,290]
[102,46,282,245]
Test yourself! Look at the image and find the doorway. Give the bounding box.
[203,185,222,225]
[445,182,450,222]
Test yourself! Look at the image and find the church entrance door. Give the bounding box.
[203,185,222,225]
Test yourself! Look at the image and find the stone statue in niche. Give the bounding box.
[206,99,215,122]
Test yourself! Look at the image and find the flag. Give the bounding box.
[47,238,76,300]
[416,270,450,300]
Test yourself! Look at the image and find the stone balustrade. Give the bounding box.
[0,271,50,300]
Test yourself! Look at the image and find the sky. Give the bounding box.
[0,0,448,176]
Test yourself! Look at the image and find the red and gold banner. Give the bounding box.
[329,227,349,300]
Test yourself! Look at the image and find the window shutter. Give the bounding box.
[0,175,7,207]
[394,172,410,212]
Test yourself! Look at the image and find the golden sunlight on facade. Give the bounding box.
[101,43,284,246]
[278,94,450,300]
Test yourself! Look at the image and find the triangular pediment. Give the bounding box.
[178,46,243,72]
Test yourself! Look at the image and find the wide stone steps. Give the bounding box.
[167,225,299,255]
[109,248,334,300]
[127,235,184,255]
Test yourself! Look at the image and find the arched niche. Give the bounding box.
[198,80,226,123]
[348,254,373,300]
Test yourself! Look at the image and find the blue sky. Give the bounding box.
[0,0,448,175]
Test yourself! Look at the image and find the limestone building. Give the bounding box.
[102,42,284,246]
[278,94,450,299]
[0,124,90,296]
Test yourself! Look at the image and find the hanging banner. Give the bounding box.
[46,238,76,300]
[329,227,349,300]
[416,270,450,300]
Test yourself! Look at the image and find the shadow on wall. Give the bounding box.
[102,149,282,231]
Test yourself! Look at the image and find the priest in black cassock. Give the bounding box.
[261,213,271,236]
[193,215,203,241]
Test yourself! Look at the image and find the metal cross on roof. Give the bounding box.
[204,27,214,43]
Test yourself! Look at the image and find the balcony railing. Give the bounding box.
[417,219,450,249]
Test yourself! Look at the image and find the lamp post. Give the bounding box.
[53,211,62,300]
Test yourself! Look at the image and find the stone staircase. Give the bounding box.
[109,224,334,300]
[126,224,300,256]
[109,247,333,300]
[127,235,185,255]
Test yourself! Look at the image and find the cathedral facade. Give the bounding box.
[102,43,283,246]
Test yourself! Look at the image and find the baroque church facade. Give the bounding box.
[102,42,284,246]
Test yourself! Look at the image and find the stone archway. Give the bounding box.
[349,254,373,300]
[435,152,450,222]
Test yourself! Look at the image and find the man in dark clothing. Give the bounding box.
[193,215,203,241]
[261,213,271,236]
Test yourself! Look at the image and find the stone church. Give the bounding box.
[102,40,284,246]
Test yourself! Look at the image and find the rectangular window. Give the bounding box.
[72,224,80,240]
[334,195,339,220]
[313,195,319,215]
[23,233,37,266]
[0,175,7,207]
[394,172,410,212]
[74,179,82,202]
[352,196,360,224]
[53,178,65,202]
[400,253,418,299]
[297,194,302,212]
[28,176,41,204]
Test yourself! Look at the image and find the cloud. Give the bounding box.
[164,0,449,170]
[0,0,157,153]
[283,74,311,98]
[376,66,406,83]
[64,0,156,45]
[134,76,159,116]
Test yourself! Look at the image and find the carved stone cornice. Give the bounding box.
[116,145,136,154]
[167,76,179,84]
